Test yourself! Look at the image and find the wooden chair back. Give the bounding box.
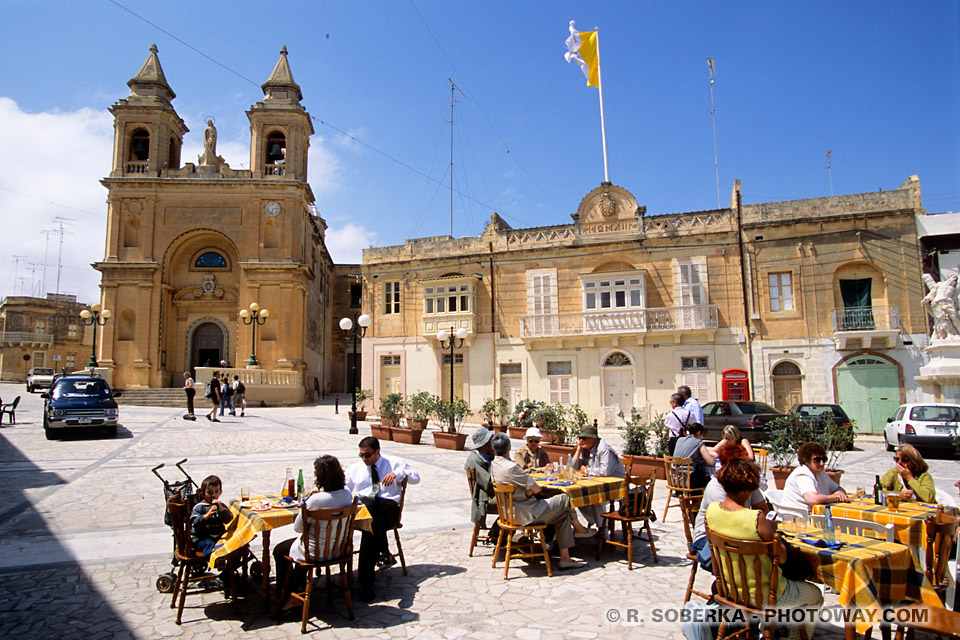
[466,467,477,496]
[924,512,959,592]
[165,497,198,561]
[394,478,408,527]
[492,482,520,527]
[620,473,657,520]
[706,526,780,614]
[678,490,705,547]
[300,498,358,564]
[753,447,769,476]
[664,455,693,492]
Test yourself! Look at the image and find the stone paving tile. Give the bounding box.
[0,382,956,639]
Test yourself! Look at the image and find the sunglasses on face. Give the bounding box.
[358,451,376,459]
[812,456,828,463]
[526,438,541,443]
[893,456,904,463]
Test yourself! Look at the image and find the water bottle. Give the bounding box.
[824,505,835,541]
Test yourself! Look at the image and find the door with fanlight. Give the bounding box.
[500,363,522,411]
[602,352,634,424]
[771,361,803,412]
[380,355,402,396]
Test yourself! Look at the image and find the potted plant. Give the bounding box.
[507,398,539,439]
[764,415,811,489]
[536,404,577,463]
[432,397,470,450]
[480,397,510,433]
[350,387,373,422]
[405,391,433,430]
[816,413,856,485]
[378,392,404,428]
[619,409,668,480]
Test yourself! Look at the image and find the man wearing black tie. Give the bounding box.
[345,436,420,601]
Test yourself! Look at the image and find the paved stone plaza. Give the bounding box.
[0,381,956,639]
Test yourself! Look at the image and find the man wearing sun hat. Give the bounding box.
[514,426,550,471]
[571,422,625,532]
[464,427,498,537]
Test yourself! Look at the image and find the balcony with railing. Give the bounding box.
[0,331,54,346]
[830,305,900,350]
[265,163,286,176]
[520,304,718,340]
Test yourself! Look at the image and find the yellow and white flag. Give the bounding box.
[564,20,599,88]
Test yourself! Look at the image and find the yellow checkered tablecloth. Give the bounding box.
[784,525,943,635]
[209,495,371,569]
[531,474,625,509]
[811,501,956,565]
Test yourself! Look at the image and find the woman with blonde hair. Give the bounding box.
[880,444,936,503]
[710,425,754,461]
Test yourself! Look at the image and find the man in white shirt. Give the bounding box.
[665,392,692,455]
[345,436,420,601]
[678,385,704,425]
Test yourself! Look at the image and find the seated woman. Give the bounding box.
[880,444,936,503]
[273,455,354,612]
[706,458,823,640]
[709,425,755,462]
[781,442,849,514]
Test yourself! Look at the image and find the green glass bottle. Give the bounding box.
[297,469,304,500]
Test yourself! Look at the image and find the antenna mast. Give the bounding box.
[447,78,466,237]
[825,150,834,196]
[51,217,75,299]
[708,59,720,209]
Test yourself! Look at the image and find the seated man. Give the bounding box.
[465,426,499,542]
[514,427,550,471]
[672,423,715,490]
[345,436,420,602]
[571,422,625,531]
[489,433,587,570]
[781,441,848,515]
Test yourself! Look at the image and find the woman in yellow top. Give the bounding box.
[706,458,822,640]
[880,444,936,503]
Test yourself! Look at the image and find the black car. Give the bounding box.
[701,401,785,444]
[42,373,122,440]
[788,403,852,428]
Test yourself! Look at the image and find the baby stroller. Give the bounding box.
[153,459,198,593]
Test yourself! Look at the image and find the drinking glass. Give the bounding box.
[240,486,251,502]
[886,493,900,512]
[855,487,866,503]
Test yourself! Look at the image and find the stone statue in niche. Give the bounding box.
[922,272,960,340]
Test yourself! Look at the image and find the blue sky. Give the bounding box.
[1,1,957,304]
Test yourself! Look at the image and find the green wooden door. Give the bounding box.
[835,356,899,433]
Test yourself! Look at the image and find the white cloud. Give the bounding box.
[324,222,379,264]
[0,98,113,304]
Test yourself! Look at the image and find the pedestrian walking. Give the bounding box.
[183,371,196,419]
[232,375,246,417]
[219,376,234,416]
[205,372,222,422]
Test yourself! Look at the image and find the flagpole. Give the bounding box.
[594,28,610,183]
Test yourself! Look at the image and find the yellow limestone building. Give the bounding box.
[358,178,929,432]
[95,46,335,401]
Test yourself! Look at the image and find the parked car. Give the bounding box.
[701,401,785,444]
[41,372,122,440]
[26,367,56,393]
[883,403,960,452]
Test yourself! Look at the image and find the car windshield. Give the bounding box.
[908,405,960,422]
[51,379,111,399]
[735,402,778,414]
[32,368,55,375]
[799,405,842,417]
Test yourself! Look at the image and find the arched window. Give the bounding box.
[265,131,286,175]
[846,356,887,366]
[603,352,632,367]
[130,128,150,161]
[772,361,801,376]
[194,252,227,268]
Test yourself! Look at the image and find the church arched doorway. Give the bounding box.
[190,321,226,371]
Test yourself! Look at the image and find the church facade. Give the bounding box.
[95,46,337,401]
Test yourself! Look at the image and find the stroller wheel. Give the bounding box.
[156,571,176,593]
[249,560,262,581]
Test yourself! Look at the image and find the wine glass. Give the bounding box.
[855,487,866,503]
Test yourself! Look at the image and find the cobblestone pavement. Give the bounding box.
[0,382,956,639]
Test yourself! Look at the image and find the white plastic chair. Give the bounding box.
[809,513,896,542]
[935,488,958,508]
[763,488,808,520]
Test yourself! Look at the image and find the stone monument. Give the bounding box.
[916,272,960,403]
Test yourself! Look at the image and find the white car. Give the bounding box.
[883,403,960,452]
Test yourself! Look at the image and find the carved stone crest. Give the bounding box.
[193,277,224,299]
[600,192,617,218]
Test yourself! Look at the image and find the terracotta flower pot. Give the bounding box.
[507,425,528,439]
[771,466,795,490]
[623,454,667,481]
[392,427,423,445]
[491,424,509,434]
[370,423,392,441]
[381,417,397,428]
[540,443,576,464]
[432,431,468,450]
[406,418,429,430]
[825,469,844,485]
[349,410,367,422]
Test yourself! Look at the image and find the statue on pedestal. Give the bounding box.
[198,119,221,167]
[922,273,960,341]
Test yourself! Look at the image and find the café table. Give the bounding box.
[780,523,943,639]
[530,473,625,509]
[209,495,372,609]
[811,500,957,566]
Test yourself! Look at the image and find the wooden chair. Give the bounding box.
[166,497,236,625]
[809,513,896,542]
[0,396,21,424]
[678,489,712,603]
[663,455,694,522]
[882,603,960,639]
[466,467,498,556]
[383,478,409,574]
[279,499,359,633]
[491,482,552,579]
[596,473,659,569]
[753,447,769,476]
[922,511,958,601]
[707,526,790,640]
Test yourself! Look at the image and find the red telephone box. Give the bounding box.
[722,368,750,402]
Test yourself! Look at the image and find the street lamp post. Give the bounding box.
[340,313,371,435]
[239,303,270,367]
[79,304,111,368]
[437,326,468,433]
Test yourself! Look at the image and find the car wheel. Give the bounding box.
[105,425,117,438]
[44,426,59,441]
[26,385,32,393]
[884,431,895,452]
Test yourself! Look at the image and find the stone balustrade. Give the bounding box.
[520,304,719,338]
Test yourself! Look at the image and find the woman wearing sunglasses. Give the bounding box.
[879,444,936,503]
[781,441,849,514]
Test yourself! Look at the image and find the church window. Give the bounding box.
[194,252,227,268]
[266,131,286,175]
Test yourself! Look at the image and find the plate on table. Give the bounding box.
[251,502,273,512]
